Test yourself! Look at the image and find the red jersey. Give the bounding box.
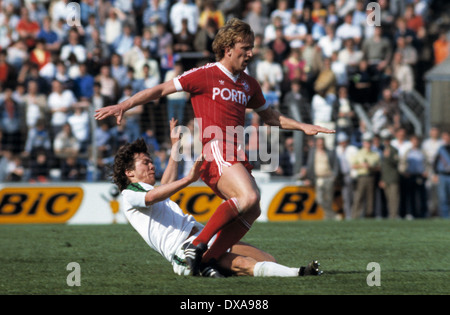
[173,62,267,146]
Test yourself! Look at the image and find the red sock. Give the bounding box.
[192,198,240,246]
[202,216,252,263]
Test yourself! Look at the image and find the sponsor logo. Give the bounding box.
[212,87,251,105]
[0,187,83,224]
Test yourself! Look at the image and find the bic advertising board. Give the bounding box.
[0,183,342,224]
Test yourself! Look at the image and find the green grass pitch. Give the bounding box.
[0,220,449,295]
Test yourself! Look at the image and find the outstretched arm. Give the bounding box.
[257,107,335,135]
[94,80,178,125]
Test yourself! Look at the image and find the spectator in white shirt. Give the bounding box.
[47,79,76,136]
[60,29,86,63]
[169,0,199,35]
[336,13,362,45]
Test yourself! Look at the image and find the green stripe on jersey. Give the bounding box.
[126,183,148,192]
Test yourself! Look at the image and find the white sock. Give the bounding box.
[253,261,300,277]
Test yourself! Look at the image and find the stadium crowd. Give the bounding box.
[0,0,449,219]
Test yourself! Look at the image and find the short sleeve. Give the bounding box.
[122,189,147,208]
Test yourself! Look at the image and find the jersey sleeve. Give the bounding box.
[173,66,205,94]
[122,189,147,208]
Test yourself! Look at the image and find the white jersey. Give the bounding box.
[121,182,203,263]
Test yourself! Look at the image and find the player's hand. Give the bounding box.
[94,104,125,125]
[186,155,204,183]
[169,118,180,146]
[302,123,336,136]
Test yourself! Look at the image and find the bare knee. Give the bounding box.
[236,190,260,213]
[231,255,257,276]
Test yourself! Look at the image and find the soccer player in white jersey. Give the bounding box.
[115,119,322,277]
[95,18,334,276]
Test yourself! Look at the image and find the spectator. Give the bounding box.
[142,0,170,29]
[303,136,340,220]
[311,16,327,42]
[154,21,173,59]
[432,29,449,65]
[311,89,336,150]
[349,59,373,105]
[433,131,450,218]
[67,104,90,153]
[256,48,284,92]
[47,79,76,136]
[169,0,199,36]
[6,39,29,71]
[23,118,52,157]
[95,121,114,159]
[283,48,307,86]
[110,53,128,90]
[244,0,269,37]
[16,6,40,48]
[422,126,444,217]
[362,26,392,73]
[335,13,362,45]
[141,127,160,154]
[95,65,119,104]
[273,136,295,177]
[53,122,80,161]
[23,80,47,129]
[395,35,418,67]
[104,7,124,46]
[117,85,143,142]
[378,129,400,219]
[369,87,400,135]
[267,25,291,64]
[199,0,225,29]
[314,57,337,106]
[112,23,134,56]
[283,78,310,119]
[338,38,364,74]
[74,63,94,99]
[173,19,195,53]
[350,132,381,219]
[311,0,327,23]
[36,16,61,53]
[400,134,429,218]
[336,132,359,220]
[29,39,51,71]
[0,88,24,153]
[284,13,308,49]
[264,15,283,45]
[61,155,86,181]
[85,28,111,65]
[270,0,291,27]
[165,62,188,124]
[193,18,218,61]
[392,51,415,92]
[335,86,355,137]
[28,149,51,183]
[60,28,86,64]
[0,50,16,89]
[318,24,342,59]
[4,153,25,182]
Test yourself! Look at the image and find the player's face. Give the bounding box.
[129,153,156,185]
[229,41,254,74]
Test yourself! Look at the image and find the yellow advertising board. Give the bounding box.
[0,187,83,224]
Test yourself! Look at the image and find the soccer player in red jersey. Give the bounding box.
[95,18,335,276]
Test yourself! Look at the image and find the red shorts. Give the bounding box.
[200,140,253,200]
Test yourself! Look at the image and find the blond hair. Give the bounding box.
[212,18,254,61]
